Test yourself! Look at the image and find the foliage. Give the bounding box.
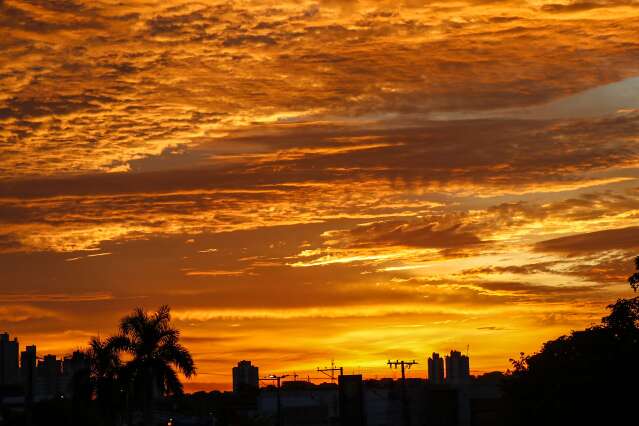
[502,260,639,426]
[628,255,639,291]
[85,337,125,425]
[111,305,196,426]
[66,305,196,426]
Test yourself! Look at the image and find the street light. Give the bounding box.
[261,374,290,426]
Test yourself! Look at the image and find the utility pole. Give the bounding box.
[317,359,344,383]
[388,360,418,426]
[260,374,289,426]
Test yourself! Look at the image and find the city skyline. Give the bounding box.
[3,330,477,392]
[2,0,639,392]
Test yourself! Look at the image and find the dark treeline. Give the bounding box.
[500,258,639,426]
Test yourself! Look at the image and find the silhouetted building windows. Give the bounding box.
[232,360,259,393]
[0,332,19,385]
[37,354,63,398]
[445,350,470,385]
[428,352,445,384]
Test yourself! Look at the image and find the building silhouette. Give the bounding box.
[0,333,19,386]
[0,335,90,403]
[63,350,88,379]
[445,350,470,385]
[232,360,259,393]
[0,331,504,426]
[20,344,37,412]
[37,354,63,398]
[339,375,365,426]
[20,345,37,378]
[428,352,445,384]
[258,381,339,425]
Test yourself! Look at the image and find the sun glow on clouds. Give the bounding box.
[1,0,639,389]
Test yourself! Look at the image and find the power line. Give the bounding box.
[316,359,343,384]
[260,374,289,426]
[387,360,418,426]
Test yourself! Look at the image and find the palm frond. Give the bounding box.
[153,361,184,396]
[158,342,196,378]
[120,307,148,337]
[115,305,195,403]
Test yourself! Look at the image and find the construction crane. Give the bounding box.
[388,360,418,426]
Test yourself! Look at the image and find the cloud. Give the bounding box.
[0,305,55,323]
[535,226,639,254]
[184,270,252,277]
[472,280,597,296]
[2,1,639,179]
[541,1,639,13]
[322,219,482,249]
[0,292,113,303]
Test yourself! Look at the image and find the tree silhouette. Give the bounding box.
[628,255,639,291]
[111,305,196,426]
[502,258,639,425]
[602,297,639,330]
[72,337,122,426]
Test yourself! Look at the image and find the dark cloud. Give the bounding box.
[541,1,639,13]
[0,234,21,253]
[4,112,639,198]
[535,226,639,254]
[2,1,639,179]
[325,219,482,250]
[223,35,277,46]
[0,1,99,33]
[461,262,562,276]
[0,94,113,120]
[474,280,597,295]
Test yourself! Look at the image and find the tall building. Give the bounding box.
[21,345,37,401]
[63,350,89,378]
[60,350,88,396]
[428,352,445,384]
[232,360,259,393]
[0,332,19,385]
[38,354,63,398]
[445,350,470,385]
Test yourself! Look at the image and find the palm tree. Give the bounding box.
[112,305,196,426]
[72,337,122,426]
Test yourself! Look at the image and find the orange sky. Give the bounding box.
[1,0,639,391]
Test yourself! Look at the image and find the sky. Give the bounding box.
[1,0,639,391]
